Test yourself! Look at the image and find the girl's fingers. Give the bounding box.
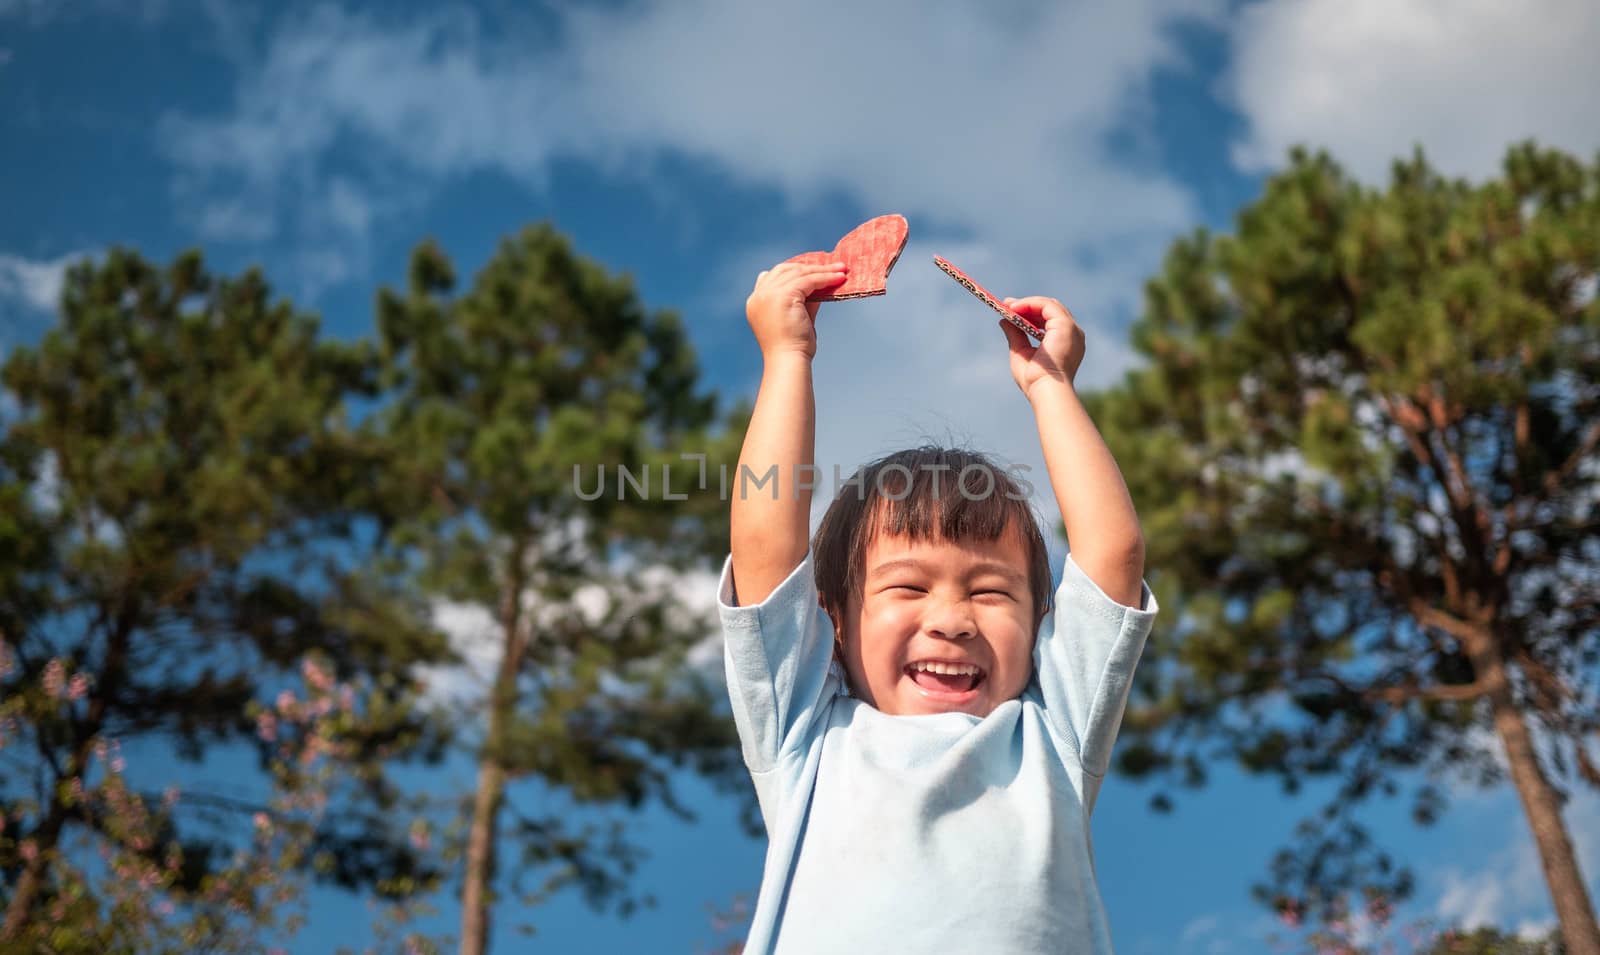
[771,260,848,276]
[998,319,1033,354]
[754,262,847,296]
[796,268,850,292]
[1007,296,1074,325]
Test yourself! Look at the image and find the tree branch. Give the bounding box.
[1376,393,1465,606]
[1544,419,1600,496]
[1408,599,1490,647]
[1365,681,1487,704]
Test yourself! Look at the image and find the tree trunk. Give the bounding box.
[3,618,131,940]
[1,803,66,938]
[1467,633,1600,955]
[459,717,509,955]
[459,551,529,955]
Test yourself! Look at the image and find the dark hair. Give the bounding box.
[812,446,1054,638]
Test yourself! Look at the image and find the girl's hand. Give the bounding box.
[745,261,849,360]
[998,296,1085,397]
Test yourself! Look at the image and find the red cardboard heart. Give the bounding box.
[933,255,1046,340]
[784,214,909,301]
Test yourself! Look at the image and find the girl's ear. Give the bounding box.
[819,597,841,635]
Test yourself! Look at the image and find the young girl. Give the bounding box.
[719,259,1157,952]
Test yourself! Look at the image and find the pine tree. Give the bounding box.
[1092,143,1600,952]
[373,225,750,954]
[0,249,449,950]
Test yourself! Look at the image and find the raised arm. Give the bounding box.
[1000,296,1145,607]
[729,261,848,606]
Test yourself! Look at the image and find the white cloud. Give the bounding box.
[0,0,169,25]
[0,0,60,21]
[556,0,1213,247]
[415,599,501,704]
[1165,910,1284,954]
[159,0,1221,315]
[415,528,729,708]
[1431,787,1600,932]
[185,194,276,242]
[1180,913,1220,940]
[1226,0,1600,183]
[1575,274,1597,310]
[1434,827,1542,932]
[0,251,83,313]
[1179,914,1231,952]
[153,0,1226,531]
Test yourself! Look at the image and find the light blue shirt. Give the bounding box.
[717,548,1157,954]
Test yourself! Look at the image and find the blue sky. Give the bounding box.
[3,0,1598,952]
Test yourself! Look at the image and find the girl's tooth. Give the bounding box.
[908,661,983,677]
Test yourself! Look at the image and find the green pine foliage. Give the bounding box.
[1421,927,1566,955]
[374,224,750,951]
[1092,143,1599,928]
[0,249,452,950]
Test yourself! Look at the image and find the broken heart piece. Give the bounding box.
[932,255,1045,341]
[784,214,909,301]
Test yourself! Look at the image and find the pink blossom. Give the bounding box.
[253,812,272,833]
[19,840,37,862]
[256,711,279,742]
[408,820,431,852]
[300,734,333,765]
[110,755,126,773]
[66,673,89,701]
[276,689,297,716]
[42,658,65,699]
[301,658,333,692]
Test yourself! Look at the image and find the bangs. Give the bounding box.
[812,446,1054,631]
[855,461,1025,556]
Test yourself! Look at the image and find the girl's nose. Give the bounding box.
[925,600,977,640]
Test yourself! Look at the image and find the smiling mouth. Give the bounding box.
[904,660,987,694]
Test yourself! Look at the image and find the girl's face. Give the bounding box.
[833,528,1036,717]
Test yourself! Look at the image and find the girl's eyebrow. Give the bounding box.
[867,558,1026,585]
[867,558,926,578]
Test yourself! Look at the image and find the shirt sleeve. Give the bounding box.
[717,549,841,776]
[1029,554,1159,785]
